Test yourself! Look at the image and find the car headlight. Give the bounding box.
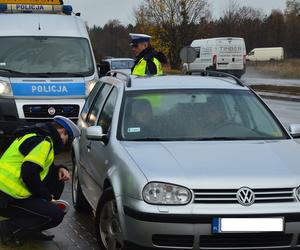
[0,80,12,96]
[143,182,192,205]
[85,78,98,96]
[295,186,300,201]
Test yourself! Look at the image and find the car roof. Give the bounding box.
[0,14,88,37]
[121,75,249,91]
[104,58,134,62]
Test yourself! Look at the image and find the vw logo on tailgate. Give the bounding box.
[236,187,255,206]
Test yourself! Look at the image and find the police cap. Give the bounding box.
[129,33,151,45]
[53,115,80,140]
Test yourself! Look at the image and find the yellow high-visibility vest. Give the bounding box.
[132,57,163,76]
[0,133,54,199]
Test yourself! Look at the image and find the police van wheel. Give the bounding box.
[96,188,126,250]
[72,156,91,213]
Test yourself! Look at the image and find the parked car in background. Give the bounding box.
[246,47,284,61]
[72,72,300,250]
[183,37,246,78]
[98,57,134,76]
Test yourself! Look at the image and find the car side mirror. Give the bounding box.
[289,124,300,138]
[86,126,105,140]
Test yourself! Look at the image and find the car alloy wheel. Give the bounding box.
[96,188,124,250]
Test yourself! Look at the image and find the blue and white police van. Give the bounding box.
[0,0,98,145]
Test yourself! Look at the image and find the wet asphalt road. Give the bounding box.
[242,65,300,86]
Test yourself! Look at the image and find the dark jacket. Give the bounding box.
[131,47,167,75]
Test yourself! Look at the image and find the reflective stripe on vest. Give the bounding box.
[0,133,54,199]
[132,57,163,76]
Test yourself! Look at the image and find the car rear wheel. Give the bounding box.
[96,188,126,250]
[72,156,91,213]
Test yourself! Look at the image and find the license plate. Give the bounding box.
[212,217,284,233]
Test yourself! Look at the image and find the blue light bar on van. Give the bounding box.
[0,4,72,15]
[0,4,7,11]
[62,5,72,15]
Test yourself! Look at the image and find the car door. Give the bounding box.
[79,83,112,200]
[84,87,118,208]
[78,81,103,168]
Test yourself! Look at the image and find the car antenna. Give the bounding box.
[203,70,245,87]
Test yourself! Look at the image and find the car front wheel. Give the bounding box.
[96,188,125,250]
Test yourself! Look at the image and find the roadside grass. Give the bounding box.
[163,65,181,75]
[163,61,300,94]
[250,84,300,95]
[247,59,300,79]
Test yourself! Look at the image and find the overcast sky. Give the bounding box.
[63,0,287,27]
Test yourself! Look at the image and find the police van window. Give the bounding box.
[0,37,94,76]
[81,81,103,121]
[87,84,112,126]
[97,88,118,135]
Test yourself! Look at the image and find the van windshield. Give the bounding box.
[0,37,94,77]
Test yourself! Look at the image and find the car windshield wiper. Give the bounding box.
[0,68,29,76]
[127,138,177,141]
[192,137,252,141]
[28,72,86,77]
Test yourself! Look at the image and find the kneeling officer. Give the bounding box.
[0,115,80,245]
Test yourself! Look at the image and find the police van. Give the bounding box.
[0,0,98,145]
[183,37,246,78]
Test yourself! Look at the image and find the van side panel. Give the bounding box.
[246,47,284,61]
[186,37,246,78]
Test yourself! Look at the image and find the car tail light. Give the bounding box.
[213,55,217,66]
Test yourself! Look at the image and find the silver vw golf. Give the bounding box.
[72,73,300,250]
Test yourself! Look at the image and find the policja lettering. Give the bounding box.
[32,85,68,94]
[16,4,44,10]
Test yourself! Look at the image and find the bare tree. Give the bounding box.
[134,0,210,68]
[285,0,300,57]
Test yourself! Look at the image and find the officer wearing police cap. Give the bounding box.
[0,116,80,245]
[130,33,167,76]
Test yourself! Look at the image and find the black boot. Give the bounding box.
[0,220,20,246]
[16,230,55,241]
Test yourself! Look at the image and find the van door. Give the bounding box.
[216,38,245,71]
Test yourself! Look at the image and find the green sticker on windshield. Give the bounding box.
[128,127,141,133]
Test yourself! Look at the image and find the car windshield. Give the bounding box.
[119,89,288,141]
[0,37,94,76]
[111,60,134,70]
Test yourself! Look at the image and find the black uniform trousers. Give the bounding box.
[0,166,65,234]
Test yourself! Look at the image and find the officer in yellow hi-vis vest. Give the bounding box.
[130,33,167,76]
[0,116,80,245]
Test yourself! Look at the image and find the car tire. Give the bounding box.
[96,188,126,250]
[72,156,92,213]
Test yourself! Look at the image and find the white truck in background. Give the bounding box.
[183,37,246,78]
[0,0,98,145]
[246,47,284,61]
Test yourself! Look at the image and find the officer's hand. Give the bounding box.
[58,168,71,181]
